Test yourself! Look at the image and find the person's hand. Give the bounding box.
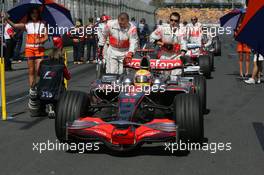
[124,52,133,65]
[1,12,9,21]
[156,41,164,47]
[73,38,79,43]
[0,12,5,19]
[164,43,173,51]
[35,38,41,44]
[234,30,238,37]
[35,37,46,44]
[180,51,186,57]
[125,52,133,58]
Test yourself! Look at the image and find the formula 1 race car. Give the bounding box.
[55,57,205,152]
[183,43,214,78]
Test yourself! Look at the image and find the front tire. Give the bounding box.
[55,91,90,142]
[193,76,207,114]
[174,94,204,142]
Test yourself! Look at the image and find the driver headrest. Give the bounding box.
[140,57,150,70]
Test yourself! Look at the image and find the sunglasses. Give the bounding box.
[191,18,198,21]
[170,19,179,23]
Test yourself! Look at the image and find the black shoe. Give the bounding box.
[243,74,250,80]
[89,60,96,64]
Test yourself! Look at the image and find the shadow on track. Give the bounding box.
[20,117,47,130]
[253,122,264,152]
[66,137,209,157]
[67,145,190,157]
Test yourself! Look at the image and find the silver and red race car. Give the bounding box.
[55,54,205,152]
[183,43,215,78]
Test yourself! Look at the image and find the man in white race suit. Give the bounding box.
[98,12,139,74]
[150,12,187,79]
[187,16,203,46]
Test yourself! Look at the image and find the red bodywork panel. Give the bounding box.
[68,117,177,145]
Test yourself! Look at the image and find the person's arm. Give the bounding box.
[97,24,104,43]
[180,35,187,56]
[98,22,110,47]
[234,24,241,37]
[128,26,139,54]
[5,15,25,30]
[149,26,163,46]
[97,22,110,58]
[204,34,213,48]
[36,23,48,44]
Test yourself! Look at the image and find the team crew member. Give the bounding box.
[187,16,203,46]
[97,15,111,64]
[202,26,214,51]
[150,12,187,60]
[150,12,187,79]
[5,8,48,89]
[180,21,189,41]
[98,12,139,74]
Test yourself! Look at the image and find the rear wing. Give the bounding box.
[125,59,183,71]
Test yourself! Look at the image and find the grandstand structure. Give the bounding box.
[3,0,156,26]
[155,1,245,24]
[166,0,246,4]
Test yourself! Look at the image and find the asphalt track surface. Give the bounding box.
[0,36,264,175]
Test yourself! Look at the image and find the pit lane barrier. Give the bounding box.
[1,0,8,121]
[64,51,68,89]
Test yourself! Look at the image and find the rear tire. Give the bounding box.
[199,55,211,78]
[193,76,207,114]
[209,52,214,71]
[214,38,222,56]
[174,94,204,142]
[55,91,90,142]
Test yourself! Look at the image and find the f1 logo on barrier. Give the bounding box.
[43,71,57,80]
